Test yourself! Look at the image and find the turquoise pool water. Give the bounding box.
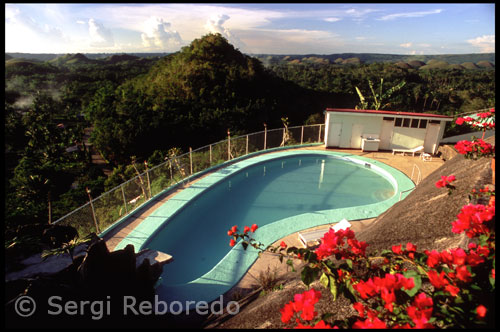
[115,150,414,305]
[144,154,394,285]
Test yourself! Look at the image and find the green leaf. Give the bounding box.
[286,258,296,272]
[320,272,329,288]
[301,265,318,286]
[345,258,353,269]
[402,270,421,297]
[328,275,338,300]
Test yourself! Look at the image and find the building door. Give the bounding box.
[350,124,364,149]
[327,122,342,147]
[379,119,393,150]
[424,122,441,154]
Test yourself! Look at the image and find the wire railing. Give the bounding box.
[53,124,325,237]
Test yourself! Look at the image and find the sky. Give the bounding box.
[5,3,495,55]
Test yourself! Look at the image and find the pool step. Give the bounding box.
[136,249,173,268]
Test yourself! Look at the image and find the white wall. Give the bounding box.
[326,114,383,148]
[325,112,451,152]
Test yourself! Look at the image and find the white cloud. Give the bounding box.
[88,18,114,47]
[141,16,183,51]
[467,35,495,53]
[5,4,73,52]
[204,14,246,50]
[324,17,341,22]
[400,42,412,48]
[378,9,443,21]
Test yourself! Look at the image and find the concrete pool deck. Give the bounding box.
[101,146,444,304]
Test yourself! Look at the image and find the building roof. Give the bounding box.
[325,108,453,120]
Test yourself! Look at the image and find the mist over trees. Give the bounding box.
[4,33,495,238]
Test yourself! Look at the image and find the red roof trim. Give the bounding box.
[325,108,453,119]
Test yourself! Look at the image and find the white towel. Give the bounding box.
[332,218,351,232]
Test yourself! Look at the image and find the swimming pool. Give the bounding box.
[115,150,414,305]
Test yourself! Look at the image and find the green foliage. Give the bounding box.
[355,78,406,110]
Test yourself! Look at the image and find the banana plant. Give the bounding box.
[355,78,406,110]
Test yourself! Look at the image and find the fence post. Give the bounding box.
[86,187,100,234]
[318,124,322,142]
[246,134,249,155]
[144,161,152,199]
[189,147,193,175]
[227,129,231,160]
[168,159,173,181]
[121,184,128,214]
[301,126,304,145]
[264,123,267,150]
[209,144,212,165]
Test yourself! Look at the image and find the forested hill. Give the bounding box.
[7,51,494,67]
[86,33,346,163]
[252,53,495,67]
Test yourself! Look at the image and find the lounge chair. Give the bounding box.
[392,145,424,157]
[421,152,432,161]
[298,218,352,248]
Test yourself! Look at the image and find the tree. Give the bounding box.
[355,78,406,110]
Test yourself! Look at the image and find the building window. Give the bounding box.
[383,117,395,121]
[411,119,419,128]
[419,119,427,128]
[395,118,402,127]
[403,118,411,127]
[429,120,441,124]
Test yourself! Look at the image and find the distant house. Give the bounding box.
[324,108,453,154]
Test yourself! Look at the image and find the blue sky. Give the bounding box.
[5,3,495,55]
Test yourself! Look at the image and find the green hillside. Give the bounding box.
[5,58,60,77]
[48,53,97,66]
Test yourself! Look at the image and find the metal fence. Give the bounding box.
[53,124,325,237]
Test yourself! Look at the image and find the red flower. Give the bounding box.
[227,230,234,236]
[229,239,236,247]
[231,225,238,233]
[280,302,295,323]
[352,317,387,329]
[452,203,495,238]
[455,265,472,283]
[295,319,335,329]
[250,224,258,232]
[427,270,448,289]
[392,244,403,255]
[280,289,322,325]
[352,302,365,318]
[406,242,417,252]
[380,288,396,312]
[450,247,467,266]
[456,117,465,125]
[435,174,456,188]
[280,241,287,249]
[425,249,441,268]
[476,305,487,319]
[466,251,485,267]
[243,226,251,234]
[444,284,460,297]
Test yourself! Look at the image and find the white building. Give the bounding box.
[324,108,453,154]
